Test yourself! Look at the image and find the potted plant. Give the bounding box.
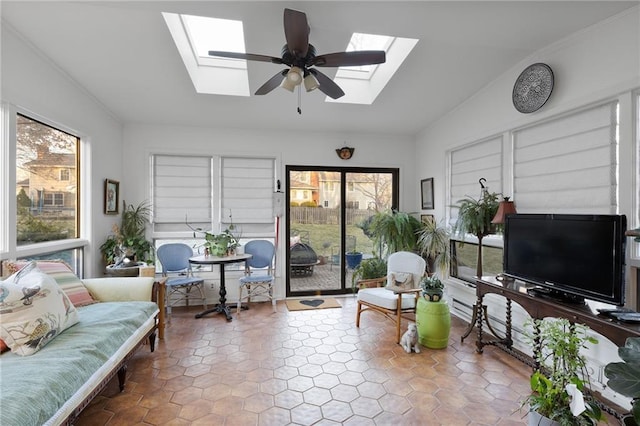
[604,337,640,425]
[345,249,363,269]
[368,209,422,258]
[522,318,603,426]
[351,256,387,292]
[416,218,451,278]
[100,200,153,269]
[452,186,499,278]
[420,275,444,301]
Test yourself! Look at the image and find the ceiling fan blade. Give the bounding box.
[208,51,284,64]
[311,51,386,67]
[309,69,345,99]
[283,8,309,58]
[255,69,288,95]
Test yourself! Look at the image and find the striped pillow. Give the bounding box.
[2,260,97,307]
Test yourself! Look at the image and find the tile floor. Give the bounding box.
[76,296,536,425]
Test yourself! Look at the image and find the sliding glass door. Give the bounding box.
[286,166,398,296]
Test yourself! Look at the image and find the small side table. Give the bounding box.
[189,253,252,321]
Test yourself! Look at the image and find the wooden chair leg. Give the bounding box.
[356,301,362,327]
[396,295,403,344]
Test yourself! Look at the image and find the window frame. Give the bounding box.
[1,106,88,275]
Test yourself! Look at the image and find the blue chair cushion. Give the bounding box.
[166,277,203,287]
[239,275,274,284]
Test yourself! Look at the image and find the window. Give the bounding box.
[450,240,503,283]
[152,154,275,237]
[449,136,503,226]
[43,193,64,207]
[513,102,618,214]
[16,114,79,245]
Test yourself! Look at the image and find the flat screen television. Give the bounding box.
[503,214,627,305]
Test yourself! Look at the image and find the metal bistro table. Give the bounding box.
[189,253,252,321]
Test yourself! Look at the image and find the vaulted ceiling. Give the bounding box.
[2,1,637,136]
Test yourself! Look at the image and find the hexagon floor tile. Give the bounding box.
[72,296,573,425]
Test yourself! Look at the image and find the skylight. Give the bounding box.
[163,12,250,96]
[331,32,418,105]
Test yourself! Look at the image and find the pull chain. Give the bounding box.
[297,84,302,115]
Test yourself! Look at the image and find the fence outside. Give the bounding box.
[289,207,372,226]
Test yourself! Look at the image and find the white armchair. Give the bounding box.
[355,251,426,343]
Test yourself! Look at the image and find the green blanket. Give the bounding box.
[0,301,158,426]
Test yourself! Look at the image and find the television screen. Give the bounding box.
[503,214,626,305]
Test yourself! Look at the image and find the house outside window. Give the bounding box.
[16,114,79,245]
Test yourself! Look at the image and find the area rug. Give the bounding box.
[285,298,342,311]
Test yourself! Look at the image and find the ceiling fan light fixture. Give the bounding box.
[303,73,319,92]
[281,66,303,92]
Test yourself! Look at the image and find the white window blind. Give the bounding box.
[152,154,212,231]
[513,102,618,214]
[221,157,275,234]
[449,136,503,223]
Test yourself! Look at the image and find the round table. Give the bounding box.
[189,253,252,321]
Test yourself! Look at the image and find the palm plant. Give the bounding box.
[368,209,421,258]
[452,187,499,278]
[416,218,451,278]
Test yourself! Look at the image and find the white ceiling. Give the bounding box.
[2,1,637,136]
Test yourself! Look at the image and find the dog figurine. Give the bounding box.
[400,323,420,353]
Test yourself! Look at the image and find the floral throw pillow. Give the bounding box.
[386,271,415,292]
[0,262,79,356]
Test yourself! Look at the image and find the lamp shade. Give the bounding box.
[492,197,517,224]
[281,67,303,92]
[303,73,319,92]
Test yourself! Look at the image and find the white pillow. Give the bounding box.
[0,262,79,356]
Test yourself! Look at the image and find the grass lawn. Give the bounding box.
[290,223,376,257]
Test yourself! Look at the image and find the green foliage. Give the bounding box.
[17,189,31,208]
[300,201,317,207]
[368,210,421,257]
[416,219,451,278]
[420,275,444,291]
[202,228,239,256]
[100,200,153,264]
[604,337,640,425]
[522,318,602,425]
[452,190,500,239]
[351,256,387,290]
[17,208,69,242]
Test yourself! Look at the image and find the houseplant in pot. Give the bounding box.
[416,218,451,278]
[604,336,640,425]
[420,275,444,301]
[100,200,153,273]
[522,318,603,426]
[351,256,387,292]
[452,181,499,278]
[367,209,421,257]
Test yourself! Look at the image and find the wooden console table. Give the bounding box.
[470,276,640,417]
[472,277,640,355]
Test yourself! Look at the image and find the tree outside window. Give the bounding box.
[16,114,78,245]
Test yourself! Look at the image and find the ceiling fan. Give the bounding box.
[208,8,386,101]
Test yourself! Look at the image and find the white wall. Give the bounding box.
[416,7,639,224]
[122,123,415,301]
[418,7,640,408]
[1,24,125,277]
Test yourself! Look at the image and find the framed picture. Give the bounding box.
[421,178,434,210]
[104,179,120,215]
[421,214,434,224]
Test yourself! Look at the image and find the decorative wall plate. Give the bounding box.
[512,63,554,113]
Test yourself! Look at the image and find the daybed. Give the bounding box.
[0,261,165,426]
